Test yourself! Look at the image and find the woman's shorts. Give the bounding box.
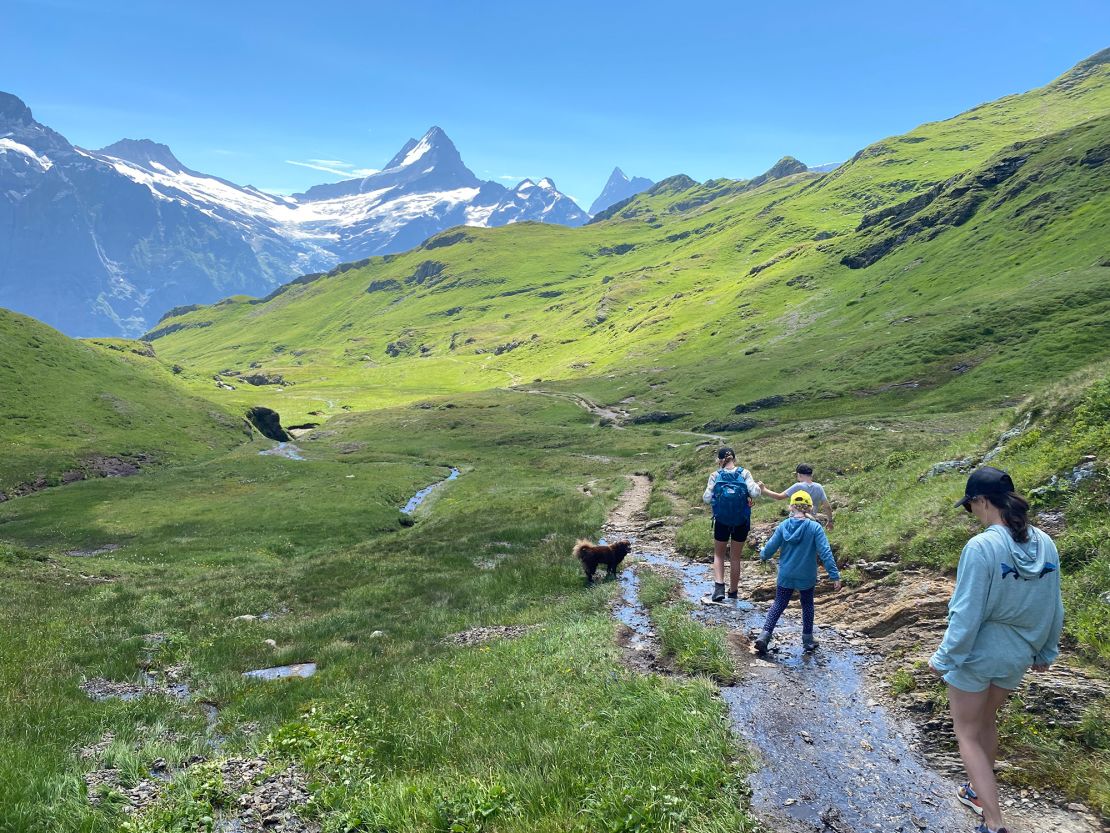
[713,520,751,543]
[944,664,1027,693]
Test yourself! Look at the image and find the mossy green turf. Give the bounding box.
[2,48,1109,830]
[148,52,1110,429]
[0,309,247,492]
[0,394,757,832]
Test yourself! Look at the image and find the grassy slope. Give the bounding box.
[147,51,1110,428]
[0,394,756,832]
[0,310,247,491]
[2,49,1109,830]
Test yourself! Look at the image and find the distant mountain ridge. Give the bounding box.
[0,102,587,337]
[589,167,654,215]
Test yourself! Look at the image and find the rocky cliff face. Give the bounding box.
[589,167,654,215]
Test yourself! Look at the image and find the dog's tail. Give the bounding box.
[573,538,594,561]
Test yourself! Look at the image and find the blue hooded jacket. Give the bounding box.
[760,515,839,590]
[930,524,1063,677]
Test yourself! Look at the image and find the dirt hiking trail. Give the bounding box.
[602,474,1104,833]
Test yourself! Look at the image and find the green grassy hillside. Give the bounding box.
[0,310,247,493]
[147,49,1110,429]
[2,49,1109,832]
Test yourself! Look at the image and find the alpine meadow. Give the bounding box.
[1,45,1109,833]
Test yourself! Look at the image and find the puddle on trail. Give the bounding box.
[242,662,317,681]
[623,551,968,832]
[401,468,460,514]
[258,442,304,460]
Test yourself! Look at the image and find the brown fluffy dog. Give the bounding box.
[573,538,631,584]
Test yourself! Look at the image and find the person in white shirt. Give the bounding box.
[702,447,761,601]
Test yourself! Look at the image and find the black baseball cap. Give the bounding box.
[717,447,735,460]
[954,466,1016,509]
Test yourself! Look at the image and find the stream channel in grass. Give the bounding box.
[618,550,970,833]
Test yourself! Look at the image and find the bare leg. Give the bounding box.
[949,684,1010,831]
[982,683,1010,770]
[728,541,745,593]
[712,539,727,584]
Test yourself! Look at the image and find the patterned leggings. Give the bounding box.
[762,585,815,636]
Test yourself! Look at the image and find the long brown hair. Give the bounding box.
[984,491,1031,543]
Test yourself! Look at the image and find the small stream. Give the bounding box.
[401,468,460,514]
[619,551,968,833]
[259,442,305,460]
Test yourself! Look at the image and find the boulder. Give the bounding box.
[245,407,291,442]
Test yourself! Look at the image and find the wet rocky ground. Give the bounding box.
[604,475,1106,833]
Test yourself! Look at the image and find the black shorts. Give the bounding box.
[713,520,751,543]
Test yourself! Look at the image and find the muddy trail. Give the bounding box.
[603,475,1104,833]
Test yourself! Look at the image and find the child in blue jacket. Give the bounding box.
[755,491,841,653]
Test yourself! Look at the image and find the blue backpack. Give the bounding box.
[712,469,750,526]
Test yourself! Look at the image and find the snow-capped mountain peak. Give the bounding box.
[96,138,188,174]
[0,93,590,338]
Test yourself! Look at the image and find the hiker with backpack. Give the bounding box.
[702,447,761,602]
[928,467,1063,833]
[754,490,841,654]
[759,463,835,528]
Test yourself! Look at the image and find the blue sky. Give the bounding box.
[3,1,1108,206]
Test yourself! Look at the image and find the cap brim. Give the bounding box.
[954,495,972,509]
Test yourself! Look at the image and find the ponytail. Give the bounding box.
[986,491,1031,543]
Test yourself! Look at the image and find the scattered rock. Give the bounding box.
[369,630,385,639]
[219,759,317,832]
[79,677,152,701]
[627,410,691,425]
[921,458,975,479]
[703,418,759,433]
[233,614,258,622]
[857,560,897,577]
[263,639,278,648]
[83,768,122,805]
[78,731,116,760]
[444,624,540,647]
[65,544,121,557]
[1036,509,1067,537]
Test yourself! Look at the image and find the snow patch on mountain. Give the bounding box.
[0,138,53,170]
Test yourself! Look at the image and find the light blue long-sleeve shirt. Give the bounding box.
[759,515,839,590]
[930,524,1064,676]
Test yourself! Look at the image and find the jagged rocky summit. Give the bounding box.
[589,166,654,215]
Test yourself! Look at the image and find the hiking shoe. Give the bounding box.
[958,783,984,816]
[802,634,819,653]
[726,589,739,599]
[711,583,726,602]
[753,631,771,654]
[975,825,1008,833]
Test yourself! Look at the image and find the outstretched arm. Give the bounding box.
[760,525,784,561]
[757,482,787,500]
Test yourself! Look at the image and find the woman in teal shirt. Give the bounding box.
[930,467,1063,833]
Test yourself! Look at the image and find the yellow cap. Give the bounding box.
[789,490,813,507]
